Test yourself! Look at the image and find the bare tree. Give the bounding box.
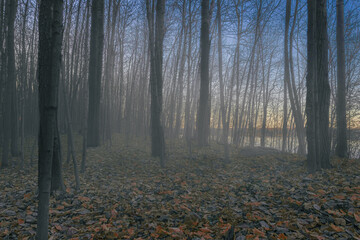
[146,0,166,167]
[335,0,347,157]
[87,0,104,147]
[1,0,18,168]
[36,0,63,238]
[197,0,211,146]
[174,0,188,139]
[9,0,18,157]
[216,0,231,161]
[306,0,331,172]
[284,0,306,155]
[81,0,91,173]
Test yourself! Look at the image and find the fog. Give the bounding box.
[0,0,360,239]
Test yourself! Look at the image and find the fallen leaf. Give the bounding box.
[330,224,344,232]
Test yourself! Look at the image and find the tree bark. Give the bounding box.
[316,0,330,169]
[62,78,80,190]
[174,0,187,138]
[81,0,90,173]
[184,0,193,142]
[51,119,65,192]
[37,0,63,239]
[285,0,306,155]
[335,0,347,158]
[260,50,273,147]
[217,0,228,156]
[197,0,211,146]
[283,29,288,153]
[306,0,317,171]
[146,0,166,167]
[2,0,18,168]
[87,0,104,147]
[306,0,331,172]
[8,0,19,157]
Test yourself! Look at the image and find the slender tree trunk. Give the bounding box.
[216,0,229,161]
[282,77,288,152]
[197,0,210,146]
[19,0,29,167]
[51,118,65,192]
[37,0,63,238]
[335,0,347,157]
[236,0,262,146]
[184,0,193,142]
[62,78,80,190]
[146,0,166,167]
[285,0,306,155]
[232,0,243,144]
[316,0,330,168]
[8,0,18,157]
[260,51,273,147]
[2,0,17,168]
[81,0,90,173]
[174,0,187,138]
[87,0,104,147]
[306,0,317,171]
[168,32,182,138]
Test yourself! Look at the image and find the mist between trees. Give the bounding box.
[1,0,360,239]
[1,0,358,161]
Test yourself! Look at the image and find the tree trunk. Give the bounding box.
[316,0,330,169]
[174,0,187,138]
[217,0,230,161]
[260,50,273,147]
[306,0,331,172]
[51,119,65,192]
[146,0,166,167]
[197,0,210,146]
[87,0,104,147]
[81,0,90,173]
[19,0,29,167]
[306,0,317,171]
[184,0,193,142]
[37,0,63,239]
[62,78,80,190]
[2,0,17,168]
[335,0,347,158]
[285,0,306,155]
[0,0,4,148]
[7,0,19,157]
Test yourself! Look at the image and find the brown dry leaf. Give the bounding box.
[330,223,344,232]
[252,228,265,237]
[354,213,360,222]
[17,219,25,225]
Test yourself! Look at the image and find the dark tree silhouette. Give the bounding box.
[8,0,19,157]
[197,0,211,146]
[1,0,18,168]
[146,0,166,167]
[284,0,306,155]
[306,0,331,172]
[336,0,347,158]
[87,0,104,147]
[36,0,63,239]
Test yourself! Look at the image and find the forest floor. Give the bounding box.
[0,135,360,240]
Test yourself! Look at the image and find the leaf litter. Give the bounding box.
[0,136,360,239]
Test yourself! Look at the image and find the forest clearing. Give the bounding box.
[1,135,360,239]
